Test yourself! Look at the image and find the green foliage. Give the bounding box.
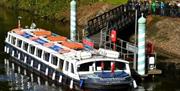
[0,0,127,21]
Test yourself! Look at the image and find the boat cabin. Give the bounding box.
[5,28,131,82]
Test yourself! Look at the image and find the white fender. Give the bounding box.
[52,72,56,80]
[45,68,49,76]
[7,47,9,53]
[30,73,33,82]
[24,56,27,63]
[133,80,137,88]
[18,66,21,73]
[12,63,15,70]
[4,46,6,53]
[30,60,33,67]
[59,75,62,83]
[38,64,41,71]
[12,50,14,56]
[70,79,73,89]
[18,53,20,59]
[24,69,27,75]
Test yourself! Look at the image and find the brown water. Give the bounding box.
[0,7,180,91]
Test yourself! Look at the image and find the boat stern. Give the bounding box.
[79,71,134,90]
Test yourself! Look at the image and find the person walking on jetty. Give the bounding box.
[160,1,165,16]
[151,0,156,15]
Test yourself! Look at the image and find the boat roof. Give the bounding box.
[9,28,129,64]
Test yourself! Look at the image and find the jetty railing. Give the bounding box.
[85,1,179,37]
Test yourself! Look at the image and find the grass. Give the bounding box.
[147,16,162,38]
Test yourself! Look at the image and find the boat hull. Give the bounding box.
[4,42,134,90]
[81,77,133,90]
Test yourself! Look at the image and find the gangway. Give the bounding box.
[86,25,161,76]
[87,25,137,69]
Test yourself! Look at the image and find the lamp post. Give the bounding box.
[70,0,77,41]
[137,13,146,75]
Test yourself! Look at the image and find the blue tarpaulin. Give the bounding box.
[22,33,33,38]
[35,39,48,45]
[50,45,62,52]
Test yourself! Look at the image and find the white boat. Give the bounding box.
[4,27,135,90]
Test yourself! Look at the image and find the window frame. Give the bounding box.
[36,48,42,58]
[11,36,16,45]
[17,39,22,48]
[65,61,69,72]
[43,51,50,62]
[51,55,58,66]
[59,59,64,70]
[23,42,29,51]
[29,45,35,55]
[71,63,74,74]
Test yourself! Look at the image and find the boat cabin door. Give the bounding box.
[63,59,79,79]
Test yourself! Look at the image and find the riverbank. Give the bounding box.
[146,15,180,69]
[0,0,127,27]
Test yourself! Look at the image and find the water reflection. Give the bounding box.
[3,58,66,91]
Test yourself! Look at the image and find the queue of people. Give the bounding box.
[127,0,180,17]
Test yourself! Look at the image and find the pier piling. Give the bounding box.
[137,13,146,76]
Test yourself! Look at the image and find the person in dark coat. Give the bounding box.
[160,2,165,16]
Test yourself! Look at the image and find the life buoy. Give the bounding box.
[111,62,115,73]
[146,41,154,54]
[111,29,117,43]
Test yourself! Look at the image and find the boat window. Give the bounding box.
[23,42,29,51]
[59,59,64,70]
[71,63,74,73]
[36,48,42,58]
[8,35,11,42]
[77,62,93,72]
[65,61,69,71]
[17,39,22,48]
[43,52,50,62]
[95,61,101,71]
[51,55,58,66]
[29,45,35,54]
[96,61,126,71]
[103,61,111,70]
[11,36,16,45]
[33,60,39,69]
[20,53,25,61]
[77,61,126,72]
[115,62,126,70]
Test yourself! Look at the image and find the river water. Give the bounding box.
[0,7,180,91]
